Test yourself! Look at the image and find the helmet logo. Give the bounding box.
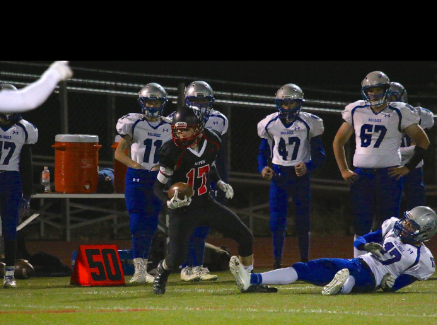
[174,122,187,128]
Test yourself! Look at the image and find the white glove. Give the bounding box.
[217,180,234,199]
[380,273,396,291]
[50,61,73,80]
[363,242,384,258]
[167,190,192,209]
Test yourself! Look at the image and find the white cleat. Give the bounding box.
[194,266,218,281]
[180,266,201,282]
[3,276,17,289]
[229,256,250,291]
[322,268,349,295]
[130,259,154,284]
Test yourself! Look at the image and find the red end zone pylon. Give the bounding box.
[70,245,125,286]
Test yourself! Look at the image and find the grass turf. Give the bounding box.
[1,270,437,325]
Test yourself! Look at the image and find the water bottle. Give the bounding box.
[41,166,50,193]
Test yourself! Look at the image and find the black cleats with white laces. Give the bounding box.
[242,284,278,293]
[153,260,171,295]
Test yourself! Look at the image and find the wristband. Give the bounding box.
[404,146,426,171]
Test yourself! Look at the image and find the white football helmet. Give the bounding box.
[394,206,437,243]
[275,83,305,120]
[389,82,408,103]
[184,81,215,121]
[138,82,168,118]
[361,71,391,107]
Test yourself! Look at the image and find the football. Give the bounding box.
[168,182,193,200]
[14,259,35,279]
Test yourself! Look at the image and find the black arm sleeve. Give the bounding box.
[404,146,427,171]
[153,178,169,204]
[19,144,33,198]
[209,164,222,184]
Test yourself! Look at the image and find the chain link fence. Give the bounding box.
[1,61,437,239]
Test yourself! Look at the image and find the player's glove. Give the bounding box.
[363,242,384,258]
[217,180,234,199]
[380,272,396,292]
[18,196,31,223]
[167,190,192,209]
[49,61,73,80]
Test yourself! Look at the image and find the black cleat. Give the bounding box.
[153,260,171,295]
[273,258,282,270]
[241,284,278,293]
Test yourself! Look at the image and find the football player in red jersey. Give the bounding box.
[152,105,277,295]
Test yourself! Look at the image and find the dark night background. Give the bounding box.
[68,61,437,95]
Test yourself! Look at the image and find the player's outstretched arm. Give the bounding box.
[0,61,73,112]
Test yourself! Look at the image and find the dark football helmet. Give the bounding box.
[394,206,437,243]
[0,84,22,122]
[137,82,168,118]
[275,83,305,120]
[171,105,204,149]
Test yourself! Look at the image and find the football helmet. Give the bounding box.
[389,82,408,103]
[171,105,204,149]
[275,83,305,120]
[184,81,215,121]
[0,84,22,122]
[137,83,168,118]
[394,206,437,243]
[361,71,390,107]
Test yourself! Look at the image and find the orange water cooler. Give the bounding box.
[111,135,127,193]
[52,134,101,193]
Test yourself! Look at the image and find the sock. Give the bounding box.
[5,266,14,277]
[258,267,298,285]
[244,264,253,273]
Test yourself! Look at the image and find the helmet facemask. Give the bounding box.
[389,82,408,103]
[137,83,168,119]
[275,99,303,120]
[184,81,215,123]
[361,71,390,108]
[394,206,437,243]
[171,122,203,149]
[138,97,167,118]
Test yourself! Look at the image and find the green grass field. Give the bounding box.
[1,270,437,325]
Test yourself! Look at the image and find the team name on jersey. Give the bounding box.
[281,131,294,135]
[0,135,12,139]
[148,132,165,137]
[194,160,205,166]
[368,118,382,122]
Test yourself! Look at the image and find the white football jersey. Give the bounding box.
[205,109,228,135]
[342,100,420,168]
[0,119,38,171]
[360,217,435,288]
[166,109,228,136]
[400,106,435,167]
[116,113,172,170]
[257,111,324,166]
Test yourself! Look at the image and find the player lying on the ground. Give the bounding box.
[229,206,436,294]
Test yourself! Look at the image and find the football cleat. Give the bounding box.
[130,259,154,284]
[153,260,170,295]
[229,256,251,291]
[241,284,278,293]
[322,268,350,295]
[195,266,218,281]
[180,266,200,282]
